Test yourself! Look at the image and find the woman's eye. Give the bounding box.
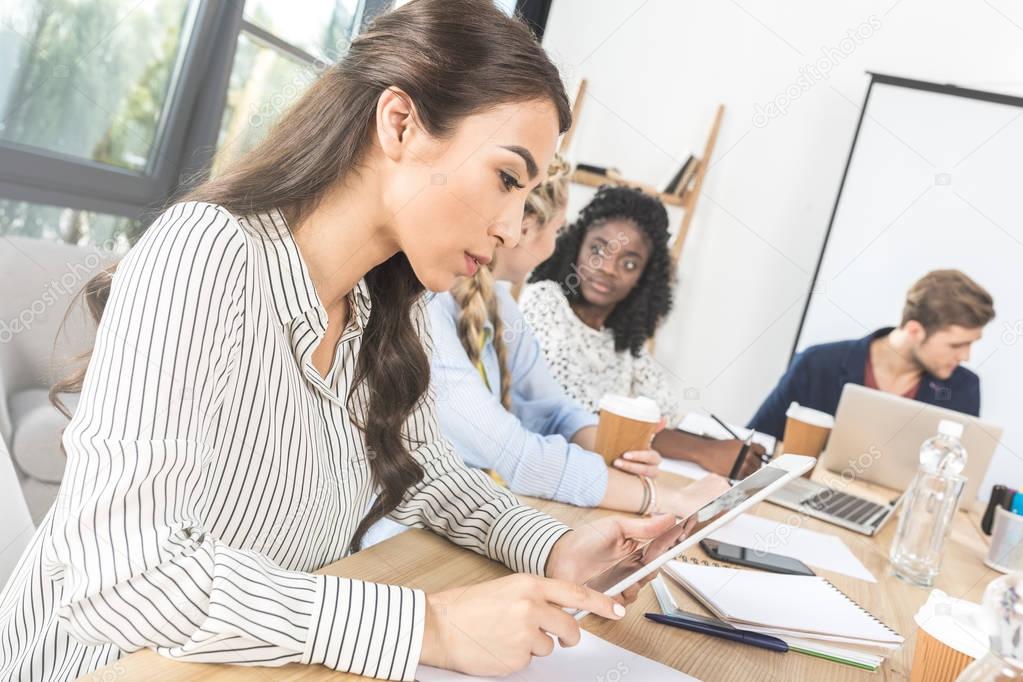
[622,260,638,271]
[499,171,524,191]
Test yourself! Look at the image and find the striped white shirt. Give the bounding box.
[0,202,570,681]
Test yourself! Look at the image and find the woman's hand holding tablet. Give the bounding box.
[546,515,679,604]
[575,454,816,618]
[420,457,812,674]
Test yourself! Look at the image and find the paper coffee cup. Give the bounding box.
[594,395,660,465]
[909,590,987,682]
[910,628,976,682]
[782,402,834,477]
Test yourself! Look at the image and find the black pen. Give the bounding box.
[728,431,754,481]
[709,413,742,440]
[711,413,769,458]
[710,413,768,472]
[645,612,789,653]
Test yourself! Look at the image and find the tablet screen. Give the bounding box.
[583,465,789,593]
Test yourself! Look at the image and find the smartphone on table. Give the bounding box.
[700,538,815,576]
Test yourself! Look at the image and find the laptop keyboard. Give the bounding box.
[801,489,887,527]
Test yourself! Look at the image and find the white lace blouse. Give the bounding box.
[518,281,683,425]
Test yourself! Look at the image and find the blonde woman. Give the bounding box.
[428,159,728,515]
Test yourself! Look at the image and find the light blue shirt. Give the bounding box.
[427,282,607,507]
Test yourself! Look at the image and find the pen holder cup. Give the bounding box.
[985,506,1023,573]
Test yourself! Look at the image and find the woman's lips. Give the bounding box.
[585,276,612,294]
[464,252,480,276]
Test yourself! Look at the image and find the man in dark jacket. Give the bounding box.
[749,270,995,440]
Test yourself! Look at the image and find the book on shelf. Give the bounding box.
[575,162,621,177]
[664,154,699,196]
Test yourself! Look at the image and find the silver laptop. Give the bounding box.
[769,383,1002,535]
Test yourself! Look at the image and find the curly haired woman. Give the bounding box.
[428,161,727,517]
[521,186,761,477]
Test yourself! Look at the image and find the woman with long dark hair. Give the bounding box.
[0,3,674,680]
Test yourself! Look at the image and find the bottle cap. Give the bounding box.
[938,419,964,439]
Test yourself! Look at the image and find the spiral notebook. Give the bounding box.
[663,559,903,670]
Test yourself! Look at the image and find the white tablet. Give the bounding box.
[575,454,815,619]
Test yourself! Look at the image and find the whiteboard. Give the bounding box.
[795,75,1023,503]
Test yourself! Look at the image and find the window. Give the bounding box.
[243,0,363,60]
[0,0,379,245]
[214,1,364,171]
[212,33,320,173]
[0,0,197,172]
[0,199,139,253]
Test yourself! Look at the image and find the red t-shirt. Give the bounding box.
[864,354,920,399]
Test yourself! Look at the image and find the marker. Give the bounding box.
[1012,491,1023,516]
[982,485,1016,534]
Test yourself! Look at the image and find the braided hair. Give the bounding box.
[451,268,513,408]
[529,185,674,357]
[451,154,572,408]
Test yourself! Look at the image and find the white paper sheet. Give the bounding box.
[415,630,699,681]
[659,457,711,481]
[706,513,877,583]
[676,413,778,454]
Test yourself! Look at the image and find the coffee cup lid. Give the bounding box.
[785,402,835,428]
[598,394,660,423]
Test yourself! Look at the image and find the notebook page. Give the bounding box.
[664,561,901,644]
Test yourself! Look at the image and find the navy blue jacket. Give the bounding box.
[748,328,981,440]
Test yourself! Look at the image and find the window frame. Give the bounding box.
[0,0,379,224]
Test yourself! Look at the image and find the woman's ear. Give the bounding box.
[520,214,540,238]
[376,87,417,162]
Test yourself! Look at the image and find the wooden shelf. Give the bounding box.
[559,77,725,264]
[570,169,684,207]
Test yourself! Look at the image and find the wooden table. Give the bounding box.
[83,471,997,681]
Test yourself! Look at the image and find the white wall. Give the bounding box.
[542,0,1023,429]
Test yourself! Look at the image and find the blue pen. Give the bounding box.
[644,612,790,653]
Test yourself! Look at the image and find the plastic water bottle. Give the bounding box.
[889,419,968,587]
[956,573,1023,681]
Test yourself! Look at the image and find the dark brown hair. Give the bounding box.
[51,0,571,552]
[901,269,995,334]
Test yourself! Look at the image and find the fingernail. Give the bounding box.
[623,452,634,460]
[613,603,626,618]
[612,460,623,468]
